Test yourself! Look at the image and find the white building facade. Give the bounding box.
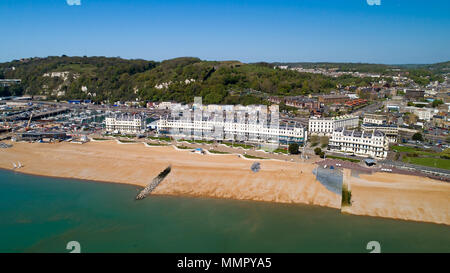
[308,115,359,136]
[105,115,146,134]
[328,128,388,159]
[157,103,307,145]
[157,102,173,110]
[403,107,437,121]
[363,114,386,125]
[361,123,398,143]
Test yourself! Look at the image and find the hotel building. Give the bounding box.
[363,113,386,125]
[308,115,359,136]
[361,123,398,143]
[105,115,146,134]
[328,128,388,159]
[157,104,307,145]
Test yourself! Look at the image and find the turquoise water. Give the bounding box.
[0,170,449,253]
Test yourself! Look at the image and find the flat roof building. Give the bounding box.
[363,114,386,125]
[361,123,398,143]
[15,131,68,142]
[318,94,349,104]
[405,89,425,100]
[308,115,359,136]
[105,114,146,134]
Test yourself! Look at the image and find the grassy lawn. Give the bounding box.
[178,139,194,143]
[326,155,360,163]
[92,138,108,141]
[208,150,230,154]
[391,145,420,153]
[118,139,136,143]
[402,157,450,170]
[112,134,135,139]
[242,154,267,159]
[176,145,192,150]
[148,136,171,142]
[194,139,214,144]
[146,142,167,146]
[179,139,214,144]
[223,142,254,149]
[393,145,449,170]
[273,148,288,154]
[391,145,437,156]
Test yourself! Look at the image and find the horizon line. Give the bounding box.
[2,55,449,66]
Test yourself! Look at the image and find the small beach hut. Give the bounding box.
[364,158,376,167]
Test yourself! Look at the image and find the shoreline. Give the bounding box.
[1,140,449,225]
[0,140,340,209]
[3,166,449,227]
[0,166,345,212]
[0,165,146,189]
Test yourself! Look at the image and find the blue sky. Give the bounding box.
[1,0,449,64]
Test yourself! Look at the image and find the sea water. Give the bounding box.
[0,169,448,253]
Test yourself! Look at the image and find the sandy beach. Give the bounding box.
[1,140,449,225]
[0,140,341,208]
[343,170,450,225]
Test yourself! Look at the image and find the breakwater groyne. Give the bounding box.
[135,165,172,200]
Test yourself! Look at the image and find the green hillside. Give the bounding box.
[0,56,448,104]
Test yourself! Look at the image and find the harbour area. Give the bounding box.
[0,139,449,225]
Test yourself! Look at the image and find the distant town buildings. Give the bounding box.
[405,89,425,100]
[318,94,349,104]
[287,66,386,79]
[403,106,438,121]
[268,96,320,112]
[0,79,21,87]
[157,102,173,110]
